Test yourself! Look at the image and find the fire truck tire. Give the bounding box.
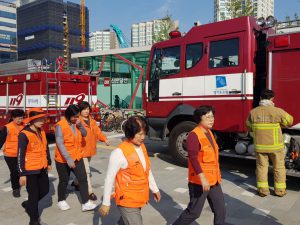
[169,121,197,166]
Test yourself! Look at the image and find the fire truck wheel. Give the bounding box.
[169,121,197,167]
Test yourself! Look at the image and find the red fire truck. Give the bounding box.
[144,16,300,175]
[0,70,98,133]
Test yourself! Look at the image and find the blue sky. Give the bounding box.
[70,0,300,39]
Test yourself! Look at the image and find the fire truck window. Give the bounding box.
[209,38,239,68]
[186,43,203,69]
[159,46,181,78]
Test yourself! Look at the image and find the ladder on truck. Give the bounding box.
[45,70,61,123]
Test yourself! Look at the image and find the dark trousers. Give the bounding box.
[4,156,20,190]
[26,169,49,222]
[173,183,226,225]
[55,159,89,204]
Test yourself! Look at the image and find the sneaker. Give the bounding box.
[57,200,71,211]
[89,193,97,201]
[82,200,97,212]
[12,189,21,198]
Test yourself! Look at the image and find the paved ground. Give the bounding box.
[0,132,299,225]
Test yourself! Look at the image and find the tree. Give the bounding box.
[295,13,300,26]
[152,14,178,43]
[226,0,254,19]
[285,16,292,27]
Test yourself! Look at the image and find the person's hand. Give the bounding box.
[99,204,110,217]
[47,165,52,171]
[19,176,27,186]
[104,140,110,146]
[67,160,76,169]
[199,173,210,192]
[153,191,161,202]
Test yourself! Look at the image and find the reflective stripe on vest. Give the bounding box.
[22,130,48,171]
[55,119,83,163]
[252,123,284,151]
[3,122,24,157]
[188,127,221,186]
[115,141,150,208]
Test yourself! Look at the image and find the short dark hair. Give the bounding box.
[65,104,80,121]
[193,105,215,124]
[260,89,275,100]
[124,116,149,139]
[78,101,91,112]
[8,109,25,123]
[10,109,25,118]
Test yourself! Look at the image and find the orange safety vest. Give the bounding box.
[3,122,24,157]
[115,141,150,208]
[21,129,48,171]
[81,116,107,158]
[55,119,83,163]
[188,126,221,186]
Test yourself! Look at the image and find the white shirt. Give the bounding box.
[102,145,159,206]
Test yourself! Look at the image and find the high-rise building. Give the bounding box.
[214,0,274,22]
[89,29,119,51]
[0,1,17,64]
[17,0,89,68]
[252,0,274,19]
[131,19,179,47]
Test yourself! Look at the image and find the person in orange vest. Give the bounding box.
[172,105,225,225]
[99,116,161,225]
[0,109,25,198]
[17,108,51,225]
[71,101,110,201]
[55,104,97,211]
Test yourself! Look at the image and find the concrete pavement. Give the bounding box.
[0,133,299,225]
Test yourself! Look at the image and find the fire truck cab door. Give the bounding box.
[147,46,183,117]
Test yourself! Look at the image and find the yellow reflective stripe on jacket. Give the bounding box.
[255,143,284,151]
[252,123,280,129]
[274,182,286,189]
[252,123,284,151]
[257,181,269,188]
[282,114,293,127]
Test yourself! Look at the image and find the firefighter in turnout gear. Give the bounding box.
[246,89,293,197]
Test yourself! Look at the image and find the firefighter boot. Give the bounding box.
[256,152,270,196]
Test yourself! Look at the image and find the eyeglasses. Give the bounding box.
[203,115,215,120]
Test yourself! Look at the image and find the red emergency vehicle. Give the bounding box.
[144,16,300,175]
[0,71,98,132]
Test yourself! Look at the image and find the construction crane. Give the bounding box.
[80,0,86,52]
[63,12,70,70]
[110,24,129,48]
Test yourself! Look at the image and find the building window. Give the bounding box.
[185,43,203,69]
[209,38,239,68]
